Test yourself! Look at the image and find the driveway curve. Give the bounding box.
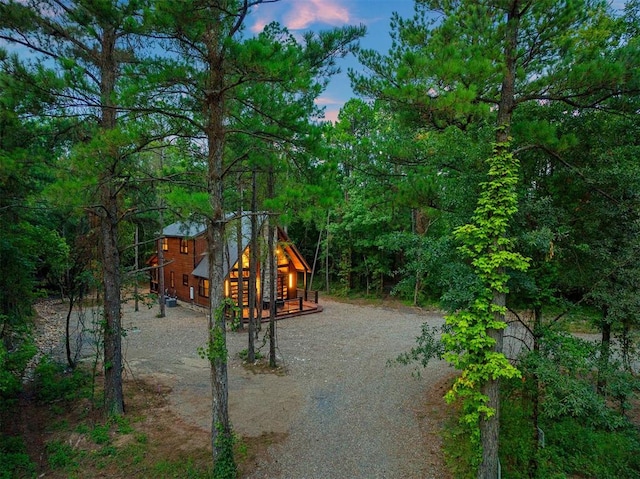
[117,297,453,479]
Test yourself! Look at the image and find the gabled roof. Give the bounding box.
[187,213,268,279]
[279,229,312,272]
[162,221,206,238]
[188,213,312,279]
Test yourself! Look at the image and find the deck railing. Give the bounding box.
[296,288,319,303]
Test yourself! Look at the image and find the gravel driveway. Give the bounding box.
[57,297,454,478]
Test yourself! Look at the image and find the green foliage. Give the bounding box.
[498,396,538,479]
[494,323,640,478]
[500,395,640,479]
[442,415,478,478]
[541,419,640,479]
[0,333,36,403]
[519,330,638,428]
[390,322,446,376]
[153,459,213,478]
[198,299,236,363]
[213,422,236,479]
[90,423,111,445]
[442,140,529,434]
[46,440,78,470]
[238,349,263,361]
[0,435,36,479]
[33,356,92,404]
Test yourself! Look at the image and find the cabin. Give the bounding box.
[148,214,321,319]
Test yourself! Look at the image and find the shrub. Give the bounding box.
[46,440,77,470]
[0,435,36,479]
[33,356,91,403]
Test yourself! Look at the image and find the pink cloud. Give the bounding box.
[315,95,341,106]
[250,16,269,34]
[285,0,351,30]
[322,108,340,123]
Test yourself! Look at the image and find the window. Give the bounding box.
[180,238,188,254]
[198,279,210,298]
[182,274,189,286]
[170,271,175,288]
[162,238,168,251]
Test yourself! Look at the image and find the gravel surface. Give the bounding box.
[39,297,455,479]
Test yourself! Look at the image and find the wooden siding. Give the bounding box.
[151,221,318,317]
[160,235,208,308]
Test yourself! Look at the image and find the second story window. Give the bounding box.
[180,238,188,254]
[162,238,168,251]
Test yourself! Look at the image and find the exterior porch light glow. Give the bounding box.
[289,272,294,290]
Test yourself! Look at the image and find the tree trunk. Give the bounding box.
[325,212,330,293]
[598,306,611,394]
[134,225,139,312]
[99,25,124,417]
[100,184,124,416]
[479,2,520,476]
[529,306,542,479]
[267,168,277,368]
[65,295,76,369]
[157,235,166,318]
[622,316,632,372]
[479,292,505,479]
[205,16,234,473]
[247,169,258,362]
[236,177,244,330]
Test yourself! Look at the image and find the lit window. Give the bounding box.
[180,238,188,254]
[198,279,210,298]
[162,238,168,251]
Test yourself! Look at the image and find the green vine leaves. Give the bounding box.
[442,139,530,430]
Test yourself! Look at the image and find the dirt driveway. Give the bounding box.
[51,297,454,478]
[120,297,454,479]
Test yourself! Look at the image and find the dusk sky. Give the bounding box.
[251,0,628,123]
[250,0,416,122]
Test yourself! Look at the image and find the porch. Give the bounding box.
[179,289,322,322]
[233,289,322,322]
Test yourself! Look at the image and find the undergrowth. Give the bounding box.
[0,356,225,479]
[443,387,640,478]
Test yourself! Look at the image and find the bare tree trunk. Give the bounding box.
[598,306,611,394]
[157,230,166,319]
[529,306,542,479]
[65,295,76,369]
[325,212,330,293]
[268,224,277,368]
[134,225,139,312]
[267,168,277,368]
[248,169,258,362]
[236,176,244,330]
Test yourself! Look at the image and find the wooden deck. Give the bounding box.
[238,298,323,322]
[178,298,322,321]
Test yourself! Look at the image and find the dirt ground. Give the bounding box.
[35,296,455,478]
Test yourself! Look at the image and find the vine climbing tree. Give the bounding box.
[442,138,529,472]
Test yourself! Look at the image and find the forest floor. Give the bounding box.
[22,295,456,478]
